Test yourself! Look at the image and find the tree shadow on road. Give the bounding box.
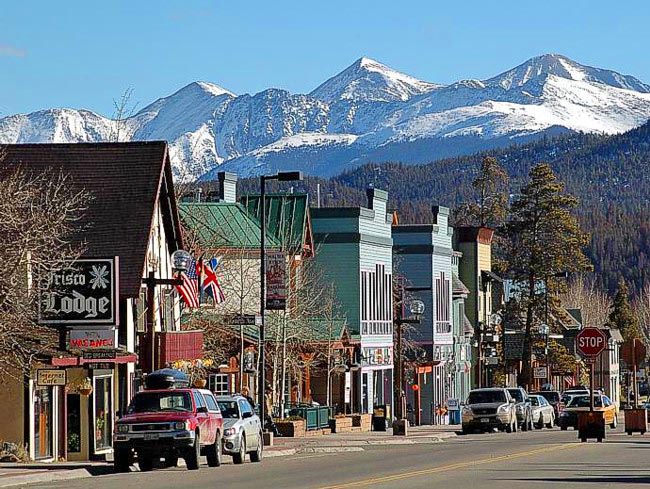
[506,476,650,484]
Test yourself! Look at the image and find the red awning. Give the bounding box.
[51,353,138,367]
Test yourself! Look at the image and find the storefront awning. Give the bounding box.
[50,353,137,367]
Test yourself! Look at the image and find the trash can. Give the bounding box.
[372,405,389,431]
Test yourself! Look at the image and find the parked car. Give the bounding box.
[558,394,618,430]
[461,388,517,434]
[507,387,533,431]
[531,390,561,425]
[113,386,224,472]
[216,394,263,464]
[529,395,555,429]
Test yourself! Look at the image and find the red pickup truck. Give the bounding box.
[113,387,224,472]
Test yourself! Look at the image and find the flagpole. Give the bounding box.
[198,257,204,305]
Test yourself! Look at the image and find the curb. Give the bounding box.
[0,468,91,488]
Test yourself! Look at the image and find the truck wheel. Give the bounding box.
[185,432,201,471]
[114,447,131,473]
[461,424,471,435]
[138,454,154,472]
[206,432,222,467]
[250,432,263,463]
[232,436,246,465]
[164,456,178,468]
[561,426,567,431]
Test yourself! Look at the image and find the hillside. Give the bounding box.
[233,121,650,294]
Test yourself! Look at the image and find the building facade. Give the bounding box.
[0,142,197,461]
[393,206,473,424]
[311,188,394,415]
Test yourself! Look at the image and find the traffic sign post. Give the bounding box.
[576,328,607,413]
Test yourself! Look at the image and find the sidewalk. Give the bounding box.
[0,462,110,488]
[266,424,459,457]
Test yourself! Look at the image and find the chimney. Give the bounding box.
[195,187,203,203]
[366,187,388,220]
[218,172,238,203]
[432,205,450,228]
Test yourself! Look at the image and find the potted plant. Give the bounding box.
[76,377,93,396]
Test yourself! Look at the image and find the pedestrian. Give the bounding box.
[241,386,256,410]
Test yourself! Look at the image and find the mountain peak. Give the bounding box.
[487,53,650,93]
[184,81,235,98]
[310,57,441,103]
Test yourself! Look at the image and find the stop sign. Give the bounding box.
[576,328,607,357]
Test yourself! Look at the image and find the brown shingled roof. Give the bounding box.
[0,142,182,298]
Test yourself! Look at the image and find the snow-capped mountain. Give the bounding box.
[2,54,650,180]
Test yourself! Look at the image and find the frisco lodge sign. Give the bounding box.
[39,258,118,325]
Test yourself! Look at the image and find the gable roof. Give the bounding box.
[0,142,182,298]
[179,202,281,250]
[241,193,314,256]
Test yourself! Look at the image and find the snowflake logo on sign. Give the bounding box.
[89,265,109,289]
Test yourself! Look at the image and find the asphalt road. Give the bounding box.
[29,427,650,489]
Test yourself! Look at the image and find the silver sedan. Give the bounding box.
[529,394,555,429]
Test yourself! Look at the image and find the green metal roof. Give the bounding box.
[179,202,281,250]
[241,193,311,253]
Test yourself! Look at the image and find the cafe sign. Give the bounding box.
[39,258,118,325]
[36,369,67,386]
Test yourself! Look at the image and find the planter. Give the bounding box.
[275,419,306,437]
[193,379,207,388]
[577,411,605,442]
[624,408,648,435]
[329,416,353,433]
[78,387,93,396]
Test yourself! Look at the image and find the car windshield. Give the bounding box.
[530,396,540,406]
[537,392,560,403]
[468,391,506,404]
[128,391,192,413]
[507,389,524,402]
[567,395,603,408]
[218,400,240,418]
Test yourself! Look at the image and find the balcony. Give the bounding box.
[158,330,204,364]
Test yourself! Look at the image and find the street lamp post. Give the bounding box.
[258,171,303,429]
[542,271,569,387]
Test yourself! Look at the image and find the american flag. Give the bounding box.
[203,257,226,304]
[175,258,200,308]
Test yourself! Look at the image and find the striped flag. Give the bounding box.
[203,257,226,304]
[175,257,200,308]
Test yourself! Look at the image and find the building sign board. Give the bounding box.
[534,366,548,379]
[504,331,526,360]
[265,252,286,310]
[69,328,117,350]
[82,350,116,360]
[362,347,393,367]
[36,369,67,386]
[39,258,118,326]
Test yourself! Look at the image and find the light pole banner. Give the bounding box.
[265,251,286,310]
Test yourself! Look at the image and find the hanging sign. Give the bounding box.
[69,328,117,350]
[39,258,119,326]
[265,252,286,310]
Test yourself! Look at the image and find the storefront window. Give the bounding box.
[93,375,113,452]
[33,386,53,459]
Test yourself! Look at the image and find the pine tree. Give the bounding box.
[454,156,509,228]
[505,163,592,389]
[608,278,642,341]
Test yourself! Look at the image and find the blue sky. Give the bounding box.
[2,0,649,116]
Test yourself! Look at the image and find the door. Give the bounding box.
[203,393,222,437]
[193,391,211,444]
[238,399,257,448]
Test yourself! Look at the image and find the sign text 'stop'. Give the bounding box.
[576,327,607,357]
[39,258,118,326]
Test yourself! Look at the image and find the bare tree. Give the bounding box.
[561,275,611,327]
[108,88,138,142]
[0,163,89,379]
[634,283,650,342]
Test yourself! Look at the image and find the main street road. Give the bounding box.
[30,429,650,488]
